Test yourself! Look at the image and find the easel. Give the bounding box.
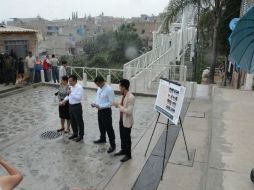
[144,112,190,180]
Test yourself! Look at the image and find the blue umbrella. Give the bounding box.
[229,6,254,74]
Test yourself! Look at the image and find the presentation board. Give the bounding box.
[155,79,186,125]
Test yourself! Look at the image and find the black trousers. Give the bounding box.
[98,108,115,147]
[119,118,132,156]
[69,103,84,137]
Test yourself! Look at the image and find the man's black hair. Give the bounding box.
[119,79,130,90]
[62,60,67,65]
[94,76,105,83]
[62,75,68,81]
[69,74,77,81]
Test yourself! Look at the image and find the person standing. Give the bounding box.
[43,55,50,82]
[25,51,36,84]
[50,54,59,83]
[61,74,84,142]
[59,60,67,82]
[112,79,135,162]
[0,155,23,190]
[3,54,15,86]
[57,76,71,133]
[34,56,42,83]
[92,76,116,153]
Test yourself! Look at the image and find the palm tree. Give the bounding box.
[161,0,237,83]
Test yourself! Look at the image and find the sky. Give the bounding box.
[0,0,169,21]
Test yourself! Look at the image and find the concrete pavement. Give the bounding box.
[1,85,254,190]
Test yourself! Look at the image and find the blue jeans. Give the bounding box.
[52,66,59,83]
[28,68,34,83]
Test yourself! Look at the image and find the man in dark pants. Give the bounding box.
[113,79,135,162]
[61,74,84,142]
[92,76,116,153]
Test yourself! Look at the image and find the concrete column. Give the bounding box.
[130,77,136,93]
[40,70,45,82]
[107,75,111,85]
[244,73,253,90]
[83,73,87,87]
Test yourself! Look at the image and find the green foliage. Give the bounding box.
[83,23,144,69]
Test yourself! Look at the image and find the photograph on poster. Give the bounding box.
[155,79,186,125]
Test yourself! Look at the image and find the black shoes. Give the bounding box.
[93,139,106,144]
[114,150,125,156]
[73,136,83,142]
[120,155,132,162]
[68,135,77,140]
[57,128,64,132]
[107,146,116,153]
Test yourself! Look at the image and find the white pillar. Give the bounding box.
[130,77,136,93]
[244,73,253,90]
[40,70,45,82]
[107,75,111,85]
[83,73,87,86]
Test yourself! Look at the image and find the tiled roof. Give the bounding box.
[0,25,37,33]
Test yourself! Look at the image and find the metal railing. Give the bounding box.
[66,66,123,83]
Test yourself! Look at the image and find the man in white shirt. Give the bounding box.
[50,54,59,83]
[92,76,116,153]
[59,60,67,82]
[25,51,36,83]
[61,74,84,142]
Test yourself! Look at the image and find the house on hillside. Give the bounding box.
[0,25,38,59]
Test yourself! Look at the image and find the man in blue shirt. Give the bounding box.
[92,76,116,153]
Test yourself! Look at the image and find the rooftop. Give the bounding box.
[0,25,38,33]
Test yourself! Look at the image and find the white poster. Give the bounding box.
[155,79,186,125]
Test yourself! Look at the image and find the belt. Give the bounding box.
[98,107,111,111]
[69,103,81,107]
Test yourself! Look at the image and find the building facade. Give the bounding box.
[0,25,37,59]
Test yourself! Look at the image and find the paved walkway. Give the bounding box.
[157,87,254,190]
[0,86,156,190]
[1,85,254,190]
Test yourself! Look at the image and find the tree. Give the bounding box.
[162,0,241,83]
[83,23,144,68]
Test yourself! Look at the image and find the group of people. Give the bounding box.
[25,52,61,84]
[56,74,135,163]
[0,51,21,86]
[0,50,62,86]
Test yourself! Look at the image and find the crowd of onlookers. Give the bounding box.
[0,50,61,86]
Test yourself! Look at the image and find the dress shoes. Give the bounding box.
[107,146,116,153]
[68,134,78,140]
[57,128,64,132]
[120,155,132,162]
[73,136,83,142]
[114,150,125,156]
[93,139,106,144]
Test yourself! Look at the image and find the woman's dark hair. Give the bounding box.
[119,79,130,90]
[62,75,68,82]
[94,76,105,83]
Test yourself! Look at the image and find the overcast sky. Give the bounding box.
[0,0,169,21]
